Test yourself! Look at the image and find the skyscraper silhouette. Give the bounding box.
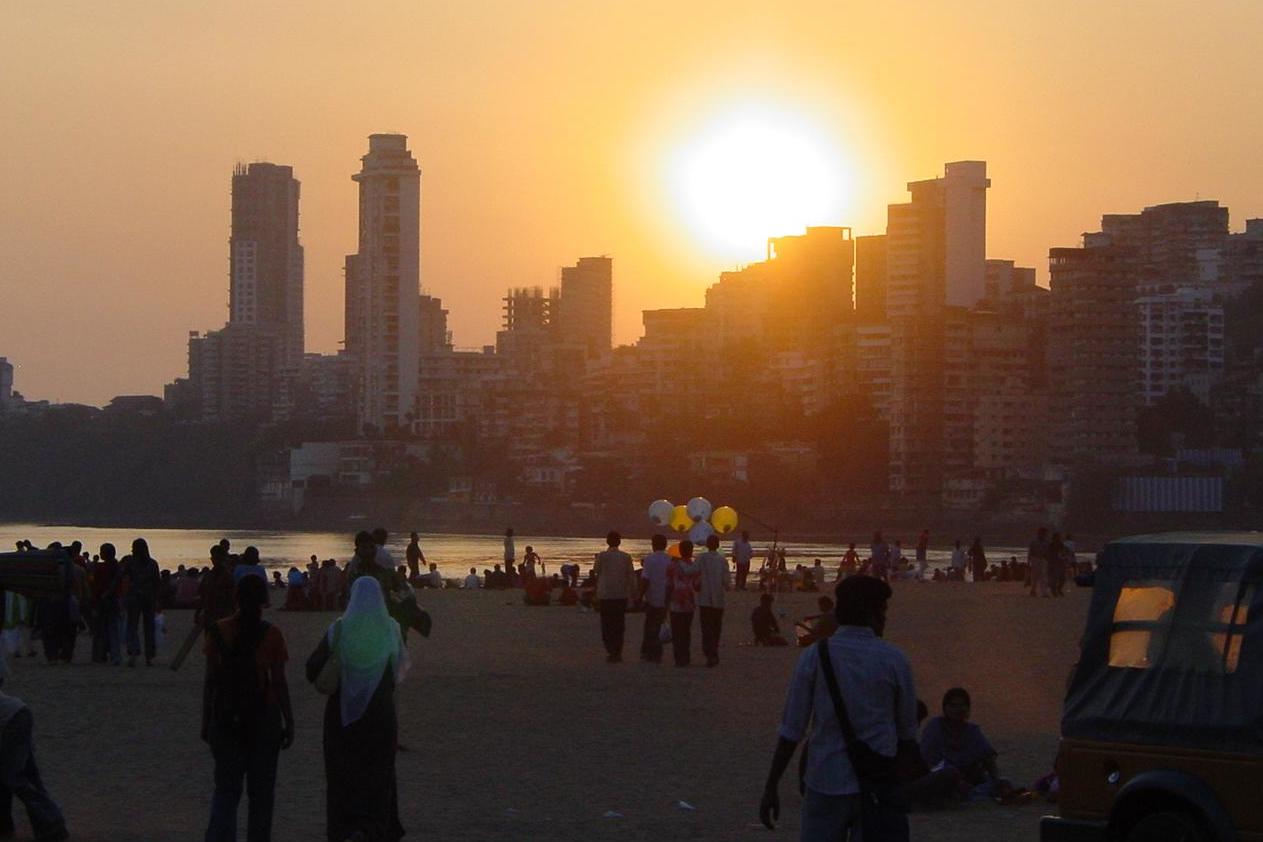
[345,134,422,433]
[230,162,304,367]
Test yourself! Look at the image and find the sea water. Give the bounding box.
[0,523,1023,580]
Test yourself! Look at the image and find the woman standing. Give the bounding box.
[666,540,700,667]
[306,577,408,842]
[202,575,294,842]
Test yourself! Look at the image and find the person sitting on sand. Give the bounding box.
[420,563,443,590]
[522,574,550,606]
[751,594,787,646]
[919,687,1028,803]
[462,568,481,589]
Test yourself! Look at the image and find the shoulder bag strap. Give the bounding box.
[816,637,860,746]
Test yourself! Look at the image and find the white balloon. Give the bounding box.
[688,520,716,545]
[686,497,713,523]
[648,499,674,527]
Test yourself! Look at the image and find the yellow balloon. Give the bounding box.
[669,505,692,533]
[711,505,739,534]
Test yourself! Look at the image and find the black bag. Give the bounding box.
[815,638,926,793]
[207,620,271,731]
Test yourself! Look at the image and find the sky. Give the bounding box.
[3,0,1262,406]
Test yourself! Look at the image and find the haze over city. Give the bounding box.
[4,0,1263,405]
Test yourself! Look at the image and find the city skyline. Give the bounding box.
[4,1,1263,405]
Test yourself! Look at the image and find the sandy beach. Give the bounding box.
[12,581,1088,841]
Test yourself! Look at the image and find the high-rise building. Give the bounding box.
[1099,201,1228,287]
[704,226,854,352]
[854,234,888,321]
[1137,286,1224,405]
[554,257,612,359]
[230,163,304,366]
[1048,241,1139,465]
[186,325,288,422]
[885,161,990,502]
[0,357,13,409]
[344,134,422,433]
[1219,219,1263,298]
[886,161,990,318]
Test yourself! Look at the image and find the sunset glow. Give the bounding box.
[668,105,849,261]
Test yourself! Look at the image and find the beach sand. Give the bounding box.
[13,581,1088,841]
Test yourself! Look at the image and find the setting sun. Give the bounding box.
[668,105,850,261]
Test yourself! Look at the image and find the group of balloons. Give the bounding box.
[647,497,739,547]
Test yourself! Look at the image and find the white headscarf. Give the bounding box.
[331,576,408,726]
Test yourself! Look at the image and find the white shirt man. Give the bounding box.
[696,538,731,667]
[638,540,672,662]
[640,550,671,610]
[760,577,917,838]
[594,533,636,662]
[462,569,481,589]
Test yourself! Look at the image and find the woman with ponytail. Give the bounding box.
[306,575,408,842]
[202,573,294,842]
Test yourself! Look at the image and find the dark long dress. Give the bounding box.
[305,636,404,842]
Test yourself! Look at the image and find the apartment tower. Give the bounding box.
[555,256,613,359]
[345,134,422,432]
[885,161,990,503]
[229,162,304,366]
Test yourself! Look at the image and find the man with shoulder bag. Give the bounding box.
[760,575,922,840]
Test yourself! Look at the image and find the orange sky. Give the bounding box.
[3,1,1262,405]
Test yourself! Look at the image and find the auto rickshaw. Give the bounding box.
[1042,532,1263,842]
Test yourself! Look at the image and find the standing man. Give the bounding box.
[733,531,754,591]
[696,535,731,668]
[1028,527,1051,598]
[503,528,516,570]
[122,538,161,667]
[405,533,426,584]
[594,532,635,663]
[760,576,918,840]
[197,545,236,632]
[915,530,930,581]
[639,535,671,662]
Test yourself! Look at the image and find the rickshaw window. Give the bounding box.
[1109,581,1253,673]
[1109,582,1176,669]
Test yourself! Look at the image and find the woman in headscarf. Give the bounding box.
[306,576,408,842]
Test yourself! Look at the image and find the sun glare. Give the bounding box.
[669,105,848,262]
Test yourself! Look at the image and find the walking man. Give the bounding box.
[639,534,671,662]
[760,575,917,840]
[733,531,754,590]
[696,535,730,668]
[594,532,635,663]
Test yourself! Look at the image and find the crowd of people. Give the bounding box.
[3,529,435,842]
[0,523,1086,840]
